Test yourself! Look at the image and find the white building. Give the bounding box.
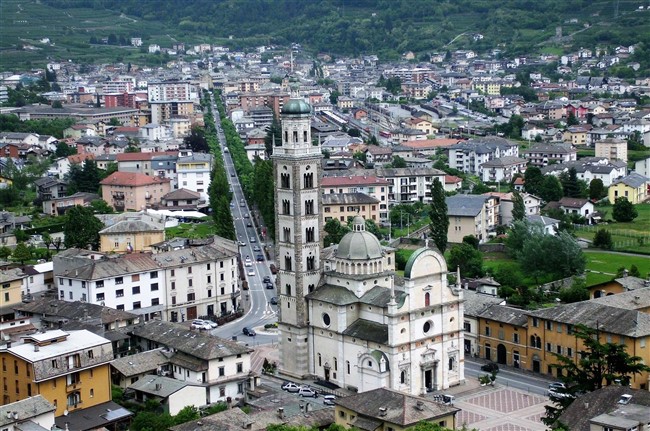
[274,99,464,395]
[175,153,213,205]
[448,138,519,175]
[0,395,56,431]
[53,237,240,322]
[374,167,446,206]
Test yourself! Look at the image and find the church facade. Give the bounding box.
[273,99,464,395]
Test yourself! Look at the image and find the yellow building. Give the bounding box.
[1,329,113,416]
[321,193,380,225]
[1,268,26,328]
[335,387,460,430]
[562,127,589,146]
[588,275,650,300]
[98,213,165,253]
[608,172,649,204]
[476,304,529,370]
[528,301,650,389]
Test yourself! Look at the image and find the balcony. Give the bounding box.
[112,192,125,200]
[66,382,81,392]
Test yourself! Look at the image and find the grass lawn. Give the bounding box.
[165,222,215,239]
[574,204,650,253]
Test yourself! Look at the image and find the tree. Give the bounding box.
[629,265,641,278]
[391,155,407,168]
[52,100,63,109]
[448,243,484,278]
[462,235,480,249]
[539,175,563,203]
[0,246,12,259]
[90,199,113,214]
[544,325,650,426]
[55,142,76,158]
[523,166,544,196]
[592,229,613,250]
[323,218,349,247]
[511,191,525,222]
[429,178,448,253]
[558,277,589,303]
[566,111,579,126]
[612,197,638,222]
[589,178,606,201]
[559,167,581,198]
[264,116,282,156]
[63,206,103,250]
[173,406,200,425]
[12,242,32,265]
[329,90,340,105]
[183,126,209,153]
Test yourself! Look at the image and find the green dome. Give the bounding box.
[281,99,311,115]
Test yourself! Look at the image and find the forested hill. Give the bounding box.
[32,0,650,59]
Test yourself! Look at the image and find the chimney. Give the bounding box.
[277,407,284,419]
[34,344,40,352]
[379,407,387,417]
[13,412,18,420]
[155,383,162,391]
[415,400,424,411]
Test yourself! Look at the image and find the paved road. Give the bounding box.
[208,94,279,343]
[465,359,552,397]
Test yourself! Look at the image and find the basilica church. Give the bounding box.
[272,98,464,395]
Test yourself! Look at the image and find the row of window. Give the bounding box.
[281,227,317,243]
[281,199,316,216]
[283,256,317,271]
[324,205,377,213]
[280,172,315,189]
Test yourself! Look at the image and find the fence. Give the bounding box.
[574,224,650,250]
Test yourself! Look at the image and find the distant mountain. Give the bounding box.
[43,0,649,58]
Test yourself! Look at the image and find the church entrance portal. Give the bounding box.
[324,368,330,381]
[497,344,507,365]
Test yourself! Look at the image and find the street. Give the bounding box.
[209,94,279,343]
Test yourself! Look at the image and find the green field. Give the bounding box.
[165,221,214,240]
[574,204,650,254]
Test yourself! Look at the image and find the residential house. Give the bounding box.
[42,192,98,216]
[125,320,256,404]
[521,143,577,168]
[526,215,560,235]
[402,139,462,157]
[176,153,212,205]
[321,175,390,221]
[562,126,590,146]
[479,156,527,183]
[476,305,528,369]
[462,290,506,357]
[608,172,650,204]
[21,261,54,298]
[100,172,171,211]
[364,146,393,167]
[0,396,56,431]
[551,197,596,222]
[98,212,166,253]
[461,277,501,297]
[390,128,427,144]
[321,193,380,225]
[541,157,627,187]
[444,175,463,193]
[446,195,499,244]
[0,269,27,336]
[160,188,202,211]
[110,348,170,389]
[558,386,650,431]
[595,138,628,162]
[129,375,205,415]
[635,156,650,177]
[34,177,67,202]
[374,167,446,206]
[588,275,650,299]
[334,388,460,430]
[405,117,437,135]
[521,124,544,141]
[0,329,113,417]
[483,192,542,226]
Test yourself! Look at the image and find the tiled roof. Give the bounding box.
[100,171,170,186]
[335,387,459,426]
[446,195,489,217]
[342,319,388,344]
[321,193,379,205]
[477,304,528,326]
[110,348,170,377]
[321,175,389,187]
[0,395,55,427]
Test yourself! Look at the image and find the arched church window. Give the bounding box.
[424,292,430,307]
[400,370,406,384]
[318,353,322,367]
[346,360,350,374]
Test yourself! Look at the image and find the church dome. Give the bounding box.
[281,99,311,115]
[335,216,383,260]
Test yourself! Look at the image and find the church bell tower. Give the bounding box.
[272,98,322,378]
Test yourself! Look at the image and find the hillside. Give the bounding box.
[1,0,650,71]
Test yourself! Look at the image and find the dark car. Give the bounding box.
[270,296,278,305]
[269,264,278,274]
[265,281,274,289]
[481,362,499,373]
[256,254,265,262]
[242,327,256,336]
[247,221,253,227]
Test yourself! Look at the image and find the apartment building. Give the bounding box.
[479,156,528,183]
[595,138,628,162]
[98,212,166,253]
[373,167,446,206]
[446,195,499,244]
[238,91,290,117]
[100,172,171,211]
[0,329,113,416]
[321,193,380,225]
[176,153,212,205]
[148,81,196,124]
[1,268,27,334]
[521,143,577,168]
[53,237,240,322]
[448,138,519,175]
[321,175,390,221]
[126,320,256,404]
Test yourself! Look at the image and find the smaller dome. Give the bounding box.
[335,216,383,260]
[282,99,311,115]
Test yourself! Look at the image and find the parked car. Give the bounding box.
[270,296,278,305]
[270,264,278,274]
[238,241,246,246]
[263,276,272,283]
[242,327,256,336]
[247,221,253,227]
[242,280,249,290]
[323,394,336,405]
[247,269,255,276]
[256,254,265,262]
[205,320,219,329]
[481,362,499,373]
[244,213,249,218]
[245,256,252,267]
[253,245,261,252]
[191,320,211,330]
[265,282,274,289]
[298,387,318,398]
[282,382,301,393]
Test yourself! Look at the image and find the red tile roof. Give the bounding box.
[68,153,95,164]
[403,139,463,149]
[100,171,170,187]
[321,175,389,187]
